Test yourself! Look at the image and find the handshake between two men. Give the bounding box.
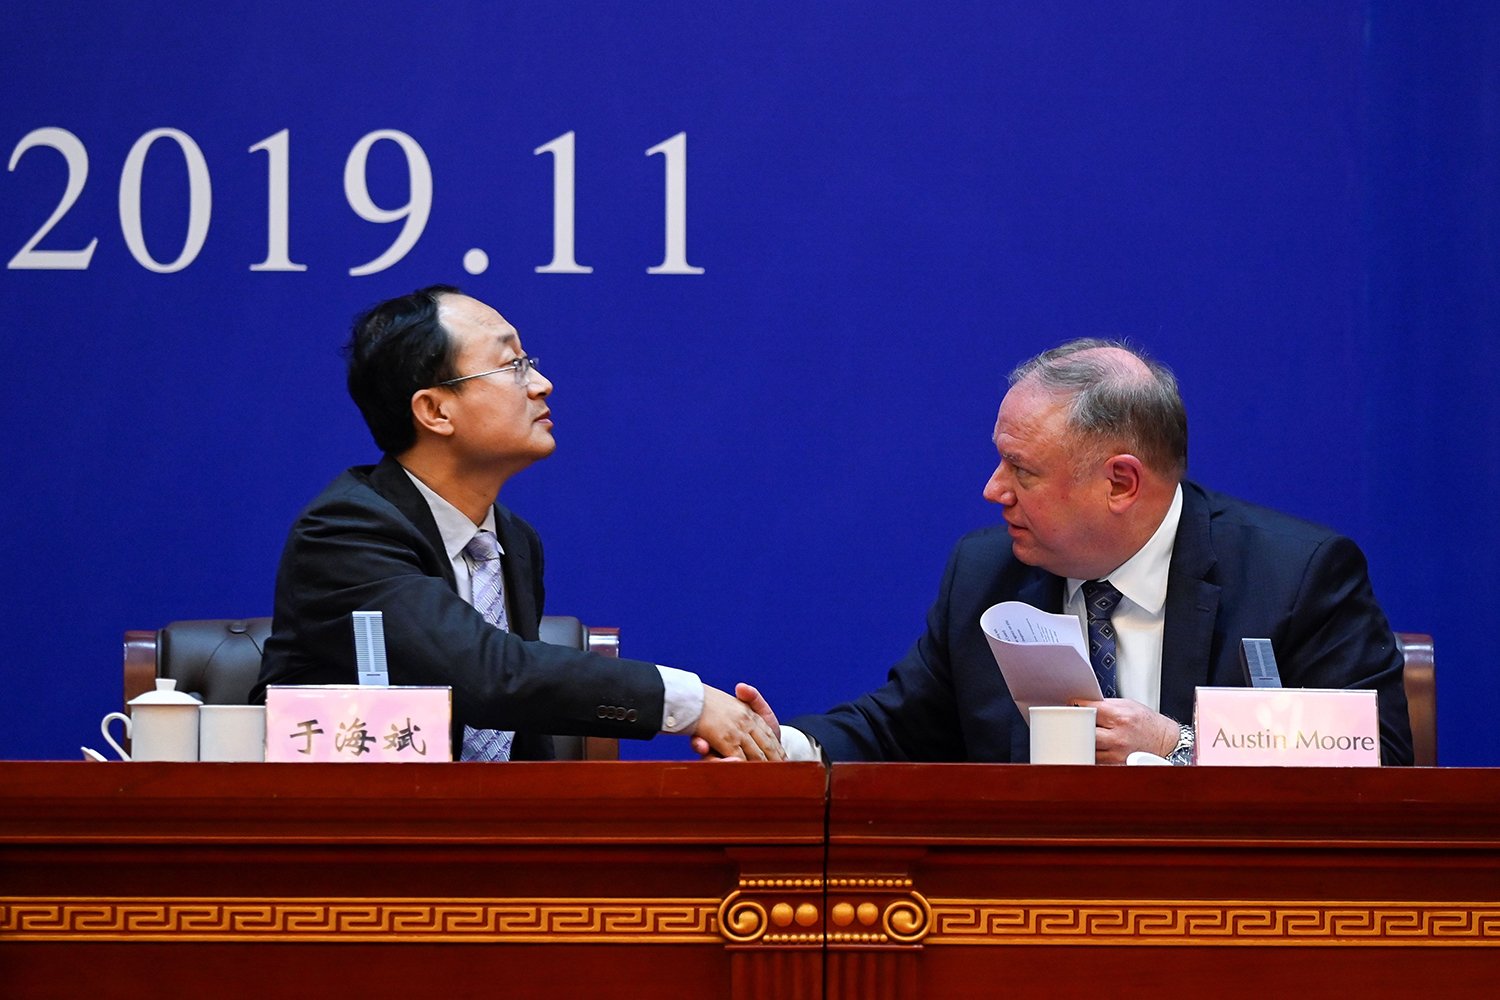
[252,287,1412,767]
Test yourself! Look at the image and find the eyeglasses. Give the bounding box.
[438,355,542,387]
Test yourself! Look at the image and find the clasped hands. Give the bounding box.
[692,683,784,761]
[692,683,785,761]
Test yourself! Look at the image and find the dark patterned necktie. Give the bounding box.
[460,530,514,762]
[1081,579,1124,699]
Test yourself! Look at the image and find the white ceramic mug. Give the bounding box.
[102,679,202,761]
[199,705,266,762]
[1029,705,1097,764]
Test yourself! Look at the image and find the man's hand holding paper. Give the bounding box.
[979,602,1102,719]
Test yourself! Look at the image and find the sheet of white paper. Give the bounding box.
[979,601,1102,723]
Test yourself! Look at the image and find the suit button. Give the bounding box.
[626,709,638,723]
[596,706,608,719]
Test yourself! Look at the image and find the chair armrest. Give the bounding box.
[122,629,159,756]
[584,626,620,657]
[123,630,158,709]
[1396,631,1436,767]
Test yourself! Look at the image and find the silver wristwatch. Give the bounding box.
[1166,723,1195,766]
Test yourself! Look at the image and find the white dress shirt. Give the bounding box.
[1064,483,1183,714]
[403,469,703,734]
[780,485,1185,761]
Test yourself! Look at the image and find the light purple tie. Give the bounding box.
[460,530,514,762]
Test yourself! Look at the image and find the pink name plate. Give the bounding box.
[1193,687,1380,767]
[265,685,452,762]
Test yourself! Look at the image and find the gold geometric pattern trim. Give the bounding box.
[718,875,933,947]
[12,896,1494,948]
[925,900,1500,947]
[0,897,719,943]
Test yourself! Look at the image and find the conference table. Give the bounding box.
[2,761,1497,997]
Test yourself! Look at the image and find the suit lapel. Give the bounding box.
[1159,483,1220,721]
[494,506,540,640]
[367,456,457,588]
[368,457,551,755]
[1015,570,1066,614]
[369,457,538,638]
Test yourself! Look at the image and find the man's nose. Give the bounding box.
[983,467,1013,505]
[530,371,554,397]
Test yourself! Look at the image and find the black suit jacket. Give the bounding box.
[792,482,1413,765]
[253,457,666,759]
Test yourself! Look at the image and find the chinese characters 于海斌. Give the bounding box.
[286,714,430,757]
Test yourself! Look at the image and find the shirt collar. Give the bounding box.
[1066,483,1183,614]
[402,467,500,562]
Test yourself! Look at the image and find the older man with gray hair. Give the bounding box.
[736,339,1413,765]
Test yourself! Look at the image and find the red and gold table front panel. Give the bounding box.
[2,762,1498,998]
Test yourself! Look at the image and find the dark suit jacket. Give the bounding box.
[252,457,666,759]
[792,482,1413,765]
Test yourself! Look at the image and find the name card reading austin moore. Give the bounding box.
[1193,687,1380,767]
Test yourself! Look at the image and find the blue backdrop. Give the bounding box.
[3,2,1495,764]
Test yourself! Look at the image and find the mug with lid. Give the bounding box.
[100,678,201,761]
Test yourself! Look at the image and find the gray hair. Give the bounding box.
[1008,338,1188,479]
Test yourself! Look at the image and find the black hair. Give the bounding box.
[344,284,463,455]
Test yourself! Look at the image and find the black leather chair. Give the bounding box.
[122,616,622,761]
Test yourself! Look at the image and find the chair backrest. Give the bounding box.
[123,618,272,708]
[123,616,621,761]
[1395,632,1436,767]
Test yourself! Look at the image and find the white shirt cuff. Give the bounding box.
[656,666,703,734]
[778,725,823,762]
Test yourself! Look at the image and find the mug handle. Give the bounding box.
[100,712,132,761]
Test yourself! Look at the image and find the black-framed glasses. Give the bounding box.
[438,355,542,387]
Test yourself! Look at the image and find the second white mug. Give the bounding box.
[1029,705,1097,765]
[199,705,266,762]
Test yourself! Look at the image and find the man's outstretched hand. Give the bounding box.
[692,683,783,761]
[692,683,785,761]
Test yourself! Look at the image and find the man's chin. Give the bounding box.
[1008,537,1044,568]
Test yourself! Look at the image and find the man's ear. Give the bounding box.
[410,387,455,438]
[1105,454,1144,512]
